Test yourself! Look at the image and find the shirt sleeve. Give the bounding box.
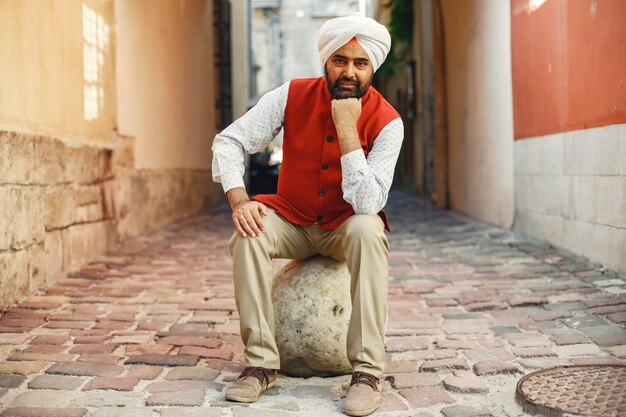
[211,81,290,192]
[340,117,404,214]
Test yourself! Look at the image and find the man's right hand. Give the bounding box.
[227,188,268,238]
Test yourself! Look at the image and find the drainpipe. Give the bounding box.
[264,8,283,86]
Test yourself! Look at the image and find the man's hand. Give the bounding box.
[227,188,268,238]
[331,98,362,155]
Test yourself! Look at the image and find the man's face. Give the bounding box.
[325,42,374,100]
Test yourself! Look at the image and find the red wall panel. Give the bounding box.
[511,0,626,139]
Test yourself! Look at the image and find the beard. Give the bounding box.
[326,72,372,99]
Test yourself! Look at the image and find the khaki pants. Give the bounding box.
[229,210,389,378]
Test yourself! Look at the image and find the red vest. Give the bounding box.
[253,76,400,231]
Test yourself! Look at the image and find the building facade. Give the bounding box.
[380,0,625,273]
[0,0,250,308]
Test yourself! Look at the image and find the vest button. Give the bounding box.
[319,189,325,196]
[326,135,334,142]
[321,163,329,170]
[316,215,323,221]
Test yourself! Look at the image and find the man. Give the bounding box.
[211,15,403,417]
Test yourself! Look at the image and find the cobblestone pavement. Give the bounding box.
[1,190,625,417]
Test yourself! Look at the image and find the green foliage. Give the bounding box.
[378,0,414,80]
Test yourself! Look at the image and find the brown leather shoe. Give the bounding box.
[225,366,277,403]
[343,371,382,416]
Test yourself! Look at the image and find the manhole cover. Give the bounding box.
[515,365,626,416]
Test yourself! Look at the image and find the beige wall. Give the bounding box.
[0,0,116,143]
[0,0,228,309]
[514,124,626,273]
[441,0,514,228]
[115,0,216,169]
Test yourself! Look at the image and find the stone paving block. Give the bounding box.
[50,314,99,322]
[124,354,199,367]
[156,324,217,338]
[159,408,222,417]
[511,347,556,358]
[178,345,231,359]
[506,335,552,348]
[145,380,219,393]
[46,362,124,377]
[473,361,521,376]
[606,311,626,323]
[84,377,139,391]
[392,372,440,389]
[507,295,547,307]
[606,344,626,358]
[435,340,481,350]
[0,334,29,344]
[145,390,205,406]
[0,374,26,388]
[28,375,85,390]
[580,325,626,347]
[385,360,418,373]
[569,357,621,365]
[91,408,153,417]
[164,367,219,380]
[553,343,604,357]
[489,326,520,337]
[385,336,429,352]
[286,384,332,398]
[232,409,292,417]
[0,408,87,417]
[267,400,300,412]
[10,391,70,407]
[31,335,69,345]
[466,302,508,312]
[77,354,122,364]
[69,344,118,354]
[125,344,174,355]
[126,365,163,380]
[400,386,455,407]
[157,336,221,349]
[74,336,110,344]
[583,297,623,308]
[464,348,514,362]
[441,404,493,417]
[590,301,626,314]
[23,344,66,354]
[109,334,153,344]
[70,392,143,407]
[420,358,469,372]
[8,352,76,362]
[561,315,609,329]
[45,321,92,330]
[518,358,571,370]
[529,309,573,322]
[93,321,133,331]
[0,361,48,375]
[396,348,457,361]
[443,375,489,393]
[550,333,589,345]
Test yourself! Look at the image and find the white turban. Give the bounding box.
[318,16,391,73]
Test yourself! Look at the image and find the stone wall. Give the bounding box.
[514,123,626,273]
[0,130,223,309]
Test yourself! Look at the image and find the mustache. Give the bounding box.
[334,77,359,88]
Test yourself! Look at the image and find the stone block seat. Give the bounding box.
[272,255,353,377]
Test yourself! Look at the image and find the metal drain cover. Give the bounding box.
[515,365,626,416]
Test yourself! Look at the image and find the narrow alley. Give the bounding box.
[1,190,624,417]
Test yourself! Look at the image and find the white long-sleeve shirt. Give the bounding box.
[211,80,404,215]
